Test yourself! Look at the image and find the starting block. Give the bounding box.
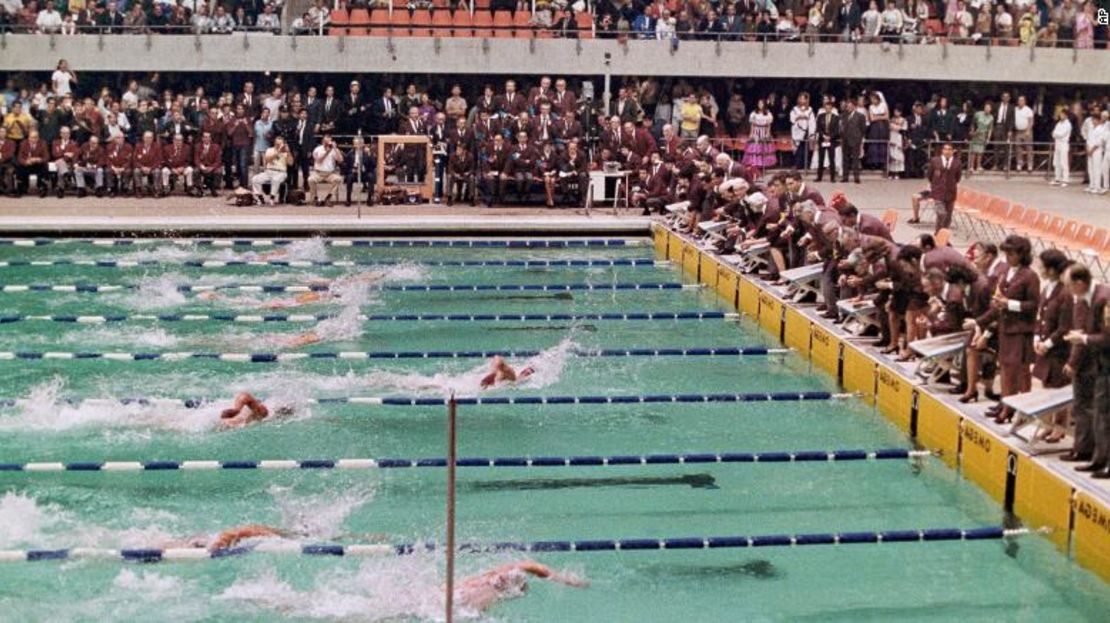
[697,220,730,249]
[664,201,691,227]
[908,331,969,385]
[733,241,771,274]
[1003,386,1074,454]
[837,297,880,336]
[779,263,824,304]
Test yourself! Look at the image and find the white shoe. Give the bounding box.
[1099,189,1108,195]
[1060,182,1068,187]
[1049,180,1060,186]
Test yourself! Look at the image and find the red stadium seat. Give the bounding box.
[330,8,350,36]
[512,10,533,37]
[452,9,474,36]
[575,12,594,38]
[410,9,433,37]
[472,10,494,37]
[391,9,412,36]
[367,9,389,36]
[492,11,514,37]
[431,9,453,36]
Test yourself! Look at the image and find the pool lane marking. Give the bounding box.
[0,527,1037,563]
[0,311,742,324]
[0,391,851,409]
[0,259,671,269]
[0,448,933,473]
[0,282,703,294]
[0,238,649,248]
[0,346,789,363]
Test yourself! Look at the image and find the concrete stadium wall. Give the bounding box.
[0,33,1105,84]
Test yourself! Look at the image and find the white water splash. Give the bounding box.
[0,492,65,547]
[218,556,455,622]
[267,484,376,541]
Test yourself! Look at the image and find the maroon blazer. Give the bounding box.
[927,155,961,203]
[51,139,80,163]
[550,90,577,116]
[922,246,973,273]
[193,141,222,170]
[0,138,14,164]
[1068,285,1110,372]
[976,265,1040,336]
[857,213,893,241]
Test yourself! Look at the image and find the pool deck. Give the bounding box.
[656,224,1110,588]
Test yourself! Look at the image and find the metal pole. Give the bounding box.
[445,394,458,623]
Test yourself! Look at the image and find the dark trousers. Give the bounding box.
[344,173,375,204]
[195,169,223,193]
[793,141,810,172]
[480,173,503,205]
[841,142,861,181]
[935,199,955,232]
[816,143,837,181]
[432,154,447,199]
[16,162,47,193]
[221,146,234,188]
[1094,376,1110,464]
[233,146,251,189]
[0,163,15,193]
[1074,373,1098,457]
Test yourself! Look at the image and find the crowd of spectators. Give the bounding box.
[592,0,1109,47]
[679,165,1109,476]
[1,0,1107,48]
[1,66,1108,204]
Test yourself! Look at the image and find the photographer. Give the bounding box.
[251,135,292,206]
[307,134,343,206]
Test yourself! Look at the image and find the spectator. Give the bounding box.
[257,4,280,32]
[252,107,273,172]
[211,5,235,34]
[1013,95,1035,172]
[35,0,62,33]
[1051,108,1072,186]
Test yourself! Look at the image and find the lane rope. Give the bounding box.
[0,390,851,409]
[0,311,742,325]
[0,346,789,363]
[0,527,1033,563]
[0,259,669,269]
[0,448,931,473]
[0,238,648,248]
[0,282,702,294]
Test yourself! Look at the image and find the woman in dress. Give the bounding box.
[861,0,882,41]
[742,98,777,175]
[866,91,889,170]
[1074,3,1094,49]
[969,101,993,173]
[888,106,907,178]
[1031,250,1074,443]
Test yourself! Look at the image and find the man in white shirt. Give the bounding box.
[36,0,63,32]
[251,136,291,206]
[790,93,815,175]
[307,134,343,206]
[1050,109,1072,186]
[1013,95,1035,172]
[1085,112,1108,194]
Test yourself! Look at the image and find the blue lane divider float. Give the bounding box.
[0,311,742,325]
[0,238,648,248]
[0,346,789,363]
[0,527,1033,563]
[0,390,850,409]
[0,448,930,473]
[0,282,701,294]
[0,258,667,269]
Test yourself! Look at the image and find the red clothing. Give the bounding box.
[193,141,222,170]
[105,142,133,169]
[226,117,254,149]
[0,138,15,164]
[163,143,193,168]
[17,139,49,166]
[77,142,105,167]
[51,138,80,163]
[132,142,163,169]
[632,128,657,159]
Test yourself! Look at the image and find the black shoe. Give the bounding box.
[984,389,1001,401]
[77,188,87,198]
[840,178,848,183]
[1076,462,1106,473]
[56,186,65,199]
[95,187,104,198]
[1060,452,1092,463]
[854,178,861,183]
[1093,469,1110,480]
[38,186,48,198]
[984,405,1002,418]
[345,200,352,207]
[210,189,218,197]
[948,384,968,395]
[109,190,117,198]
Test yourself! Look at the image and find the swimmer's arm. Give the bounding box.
[516,561,589,587]
[208,525,286,551]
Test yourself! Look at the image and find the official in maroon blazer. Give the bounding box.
[1032,250,1074,443]
[1063,265,1110,471]
[926,142,961,233]
[973,235,1039,424]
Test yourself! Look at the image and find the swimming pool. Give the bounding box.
[0,236,1107,622]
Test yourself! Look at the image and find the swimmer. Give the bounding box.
[162,524,290,552]
[479,355,535,389]
[197,270,387,309]
[219,392,293,429]
[455,560,587,613]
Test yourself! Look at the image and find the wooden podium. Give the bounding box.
[376,134,434,202]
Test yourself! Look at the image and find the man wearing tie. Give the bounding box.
[1063,265,1110,475]
[815,96,840,183]
[371,88,397,135]
[429,112,449,202]
[318,85,342,135]
[292,108,316,191]
[839,100,866,183]
[993,91,1017,170]
[402,107,426,183]
[550,79,577,117]
[343,135,376,206]
[342,81,367,136]
[926,142,961,233]
[532,103,555,145]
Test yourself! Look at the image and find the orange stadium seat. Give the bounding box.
[431,9,453,36]
[472,11,494,37]
[881,208,898,232]
[330,8,350,35]
[1086,228,1108,257]
[492,11,514,37]
[451,10,474,36]
[1075,223,1096,249]
[512,10,533,37]
[474,0,491,8]
[934,228,952,247]
[575,12,594,38]
[349,8,372,35]
[391,9,412,35]
[410,9,433,36]
[368,9,389,36]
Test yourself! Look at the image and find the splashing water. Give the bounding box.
[218,556,455,622]
[57,325,182,349]
[267,484,377,541]
[356,338,578,396]
[0,492,64,548]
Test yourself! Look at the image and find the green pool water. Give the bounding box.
[0,237,1108,622]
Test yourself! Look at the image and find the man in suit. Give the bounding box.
[428,112,450,202]
[318,85,342,136]
[926,142,961,233]
[815,96,840,183]
[1063,265,1110,475]
[496,80,527,118]
[343,135,376,206]
[341,81,366,136]
[839,99,866,183]
[550,79,577,117]
[838,203,893,241]
[635,151,672,215]
[555,111,584,147]
[370,88,398,135]
[481,134,509,206]
[400,106,426,183]
[630,121,657,160]
[506,130,538,203]
[291,108,316,191]
[993,91,1017,170]
[611,87,642,124]
[238,82,260,119]
[193,131,223,197]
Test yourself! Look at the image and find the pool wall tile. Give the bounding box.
[959,419,1010,505]
[738,278,760,319]
[809,324,841,379]
[680,244,700,279]
[756,290,784,342]
[1074,492,1110,583]
[841,346,877,406]
[782,307,811,359]
[875,365,913,434]
[699,254,720,294]
[715,264,738,309]
[914,391,962,469]
[1016,461,1073,552]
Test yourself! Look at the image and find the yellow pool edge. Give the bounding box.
[652,223,1110,585]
